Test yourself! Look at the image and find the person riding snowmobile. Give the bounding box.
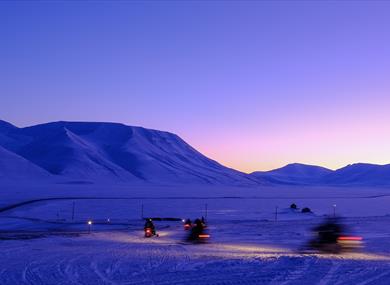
[187,218,209,242]
[309,218,345,253]
[144,219,156,237]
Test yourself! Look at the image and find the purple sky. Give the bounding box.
[1,1,390,173]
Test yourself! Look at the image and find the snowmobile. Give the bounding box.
[306,218,363,253]
[183,219,192,230]
[186,219,210,243]
[144,219,158,238]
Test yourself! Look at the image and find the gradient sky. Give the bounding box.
[1,1,390,173]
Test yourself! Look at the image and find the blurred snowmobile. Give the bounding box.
[306,218,363,253]
[183,218,192,230]
[186,218,210,243]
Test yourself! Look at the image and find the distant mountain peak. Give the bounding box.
[250,162,390,186]
[252,163,332,176]
[280,163,332,170]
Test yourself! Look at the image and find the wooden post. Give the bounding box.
[71,202,75,221]
[275,206,278,222]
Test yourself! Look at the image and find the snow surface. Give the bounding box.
[0,145,51,182]
[2,217,390,285]
[1,183,390,284]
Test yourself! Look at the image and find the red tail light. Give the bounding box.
[338,236,363,241]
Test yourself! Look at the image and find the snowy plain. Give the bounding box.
[1,183,390,284]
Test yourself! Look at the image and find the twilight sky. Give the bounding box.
[1,1,390,173]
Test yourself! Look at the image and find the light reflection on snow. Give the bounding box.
[100,233,390,262]
[219,244,288,254]
[87,231,171,244]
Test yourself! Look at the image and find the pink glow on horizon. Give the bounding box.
[191,103,390,173]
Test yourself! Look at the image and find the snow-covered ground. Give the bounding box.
[1,216,390,284]
[1,184,390,284]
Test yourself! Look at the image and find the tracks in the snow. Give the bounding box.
[1,232,390,284]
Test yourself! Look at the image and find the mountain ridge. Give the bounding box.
[250,162,390,186]
[0,120,389,186]
[0,120,259,185]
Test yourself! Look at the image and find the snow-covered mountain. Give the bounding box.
[322,163,390,186]
[251,163,332,185]
[1,120,390,187]
[251,163,390,186]
[0,120,258,185]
